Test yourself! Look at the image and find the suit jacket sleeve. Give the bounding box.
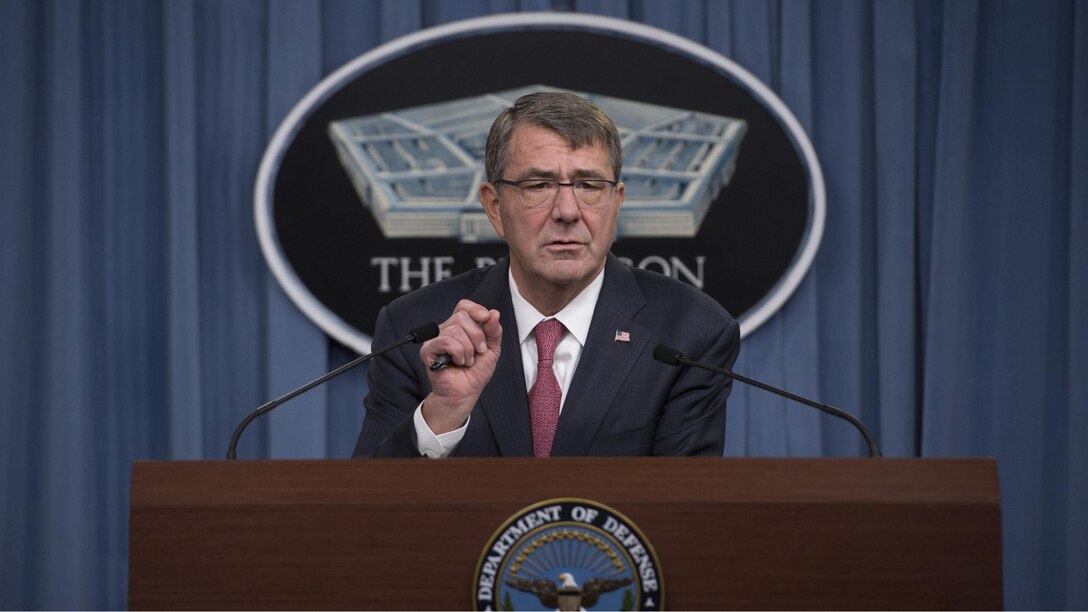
[351,306,429,458]
[650,312,740,456]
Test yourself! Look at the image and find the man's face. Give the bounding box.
[480,124,624,305]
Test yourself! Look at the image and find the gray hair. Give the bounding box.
[484,92,623,183]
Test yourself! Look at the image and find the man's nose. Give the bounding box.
[551,184,582,222]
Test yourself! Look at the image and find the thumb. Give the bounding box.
[483,309,502,350]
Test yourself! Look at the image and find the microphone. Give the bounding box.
[653,344,883,458]
[429,353,453,371]
[226,322,439,459]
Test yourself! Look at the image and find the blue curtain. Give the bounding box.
[1,0,1084,608]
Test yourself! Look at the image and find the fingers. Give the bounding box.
[422,300,499,368]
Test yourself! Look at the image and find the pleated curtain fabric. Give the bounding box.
[1,2,1086,609]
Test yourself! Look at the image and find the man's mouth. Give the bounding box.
[545,240,583,249]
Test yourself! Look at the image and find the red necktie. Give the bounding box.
[528,319,565,457]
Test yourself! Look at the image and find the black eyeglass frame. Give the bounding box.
[490,178,620,206]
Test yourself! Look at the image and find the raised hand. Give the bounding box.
[419,299,502,434]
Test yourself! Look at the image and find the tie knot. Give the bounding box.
[533,318,565,362]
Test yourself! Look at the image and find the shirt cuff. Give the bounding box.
[412,401,469,458]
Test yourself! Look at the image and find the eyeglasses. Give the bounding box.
[492,178,619,208]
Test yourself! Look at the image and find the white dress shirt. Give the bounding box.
[413,267,605,457]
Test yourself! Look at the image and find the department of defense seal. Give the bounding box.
[474,499,663,611]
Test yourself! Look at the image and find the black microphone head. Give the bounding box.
[652,344,684,366]
[409,322,439,343]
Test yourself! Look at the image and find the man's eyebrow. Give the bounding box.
[515,168,559,180]
[570,168,610,179]
[515,167,611,180]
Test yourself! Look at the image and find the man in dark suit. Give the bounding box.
[353,92,739,458]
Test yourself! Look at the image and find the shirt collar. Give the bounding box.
[509,266,604,348]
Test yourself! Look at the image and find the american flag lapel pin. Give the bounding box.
[614,330,631,343]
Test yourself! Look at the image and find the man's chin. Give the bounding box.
[539,261,600,286]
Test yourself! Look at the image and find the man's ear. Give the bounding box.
[480,182,506,238]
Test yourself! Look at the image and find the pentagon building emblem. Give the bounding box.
[328,86,747,242]
[475,499,663,611]
[256,13,825,353]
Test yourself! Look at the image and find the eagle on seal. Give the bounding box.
[505,572,632,611]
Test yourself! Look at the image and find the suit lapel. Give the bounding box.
[551,255,648,455]
[470,260,534,456]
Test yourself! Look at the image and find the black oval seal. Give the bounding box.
[256,13,824,353]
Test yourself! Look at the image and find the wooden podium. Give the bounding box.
[129,458,1002,610]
